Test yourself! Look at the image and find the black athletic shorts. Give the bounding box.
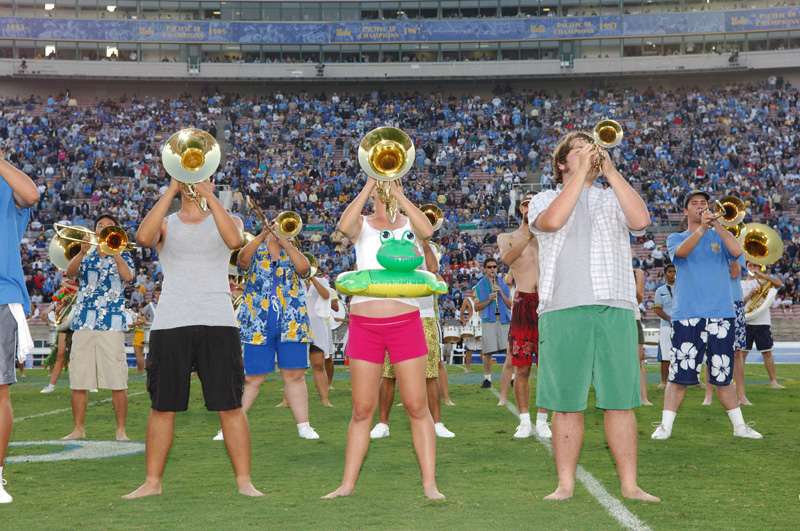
[147,325,244,412]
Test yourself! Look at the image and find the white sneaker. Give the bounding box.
[651,422,672,440]
[0,479,12,504]
[298,426,320,440]
[89,388,98,393]
[40,384,55,394]
[513,423,533,439]
[733,421,763,439]
[535,422,552,439]
[212,429,224,441]
[370,423,390,439]
[434,422,455,438]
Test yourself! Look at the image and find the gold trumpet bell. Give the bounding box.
[740,223,784,265]
[97,226,136,256]
[229,232,256,276]
[162,128,221,184]
[420,203,444,231]
[275,211,303,240]
[593,120,623,149]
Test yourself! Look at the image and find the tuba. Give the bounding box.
[592,119,623,171]
[358,127,415,223]
[740,223,784,322]
[162,128,221,212]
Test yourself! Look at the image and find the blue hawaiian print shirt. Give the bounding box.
[71,251,134,332]
[238,244,313,345]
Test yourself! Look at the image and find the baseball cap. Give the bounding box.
[683,190,710,208]
[520,191,536,206]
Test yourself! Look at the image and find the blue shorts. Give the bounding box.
[745,324,774,352]
[242,303,309,375]
[733,301,746,351]
[669,318,735,386]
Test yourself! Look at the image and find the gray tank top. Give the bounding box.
[151,213,238,330]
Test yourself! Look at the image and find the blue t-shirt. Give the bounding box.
[729,254,746,303]
[653,283,674,327]
[0,179,31,314]
[71,251,134,331]
[667,230,736,321]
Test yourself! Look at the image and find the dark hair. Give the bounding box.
[552,131,593,184]
[483,257,497,268]
[94,212,118,228]
[664,264,676,273]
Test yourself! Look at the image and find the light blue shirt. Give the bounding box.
[0,178,31,314]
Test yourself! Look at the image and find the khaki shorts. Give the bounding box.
[383,317,440,379]
[70,330,128,391]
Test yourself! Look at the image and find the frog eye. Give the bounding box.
[379,230,394,243]
[402,230,416,243]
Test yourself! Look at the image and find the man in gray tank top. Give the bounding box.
[124,176,263,499]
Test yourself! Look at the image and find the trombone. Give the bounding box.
[700,195,746,227]
[51,223,136,263]
[162,128,221,213]
[358,127,415,223]
[592,119,623,171]
[246,195,303,249]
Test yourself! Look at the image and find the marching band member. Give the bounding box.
[323,177,444,500]
[62,213,133,442]
[227,212,319,441]
[40,280,78,393]
[125,176,262,499]
[472,257,512,389]
[304,268,335,407]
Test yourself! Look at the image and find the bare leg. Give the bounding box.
[280,368,310,424]
[702,365,713,405]
[325,356,334,389]
[49,334,67,386]
[734,349,752,405]
[544,411,583,500]
[310,351,333,406]
[761,351,785,389]
[218,408,263,496]
[134,346,145,374]
[426,378,441,424]
[377,377,396,425]
[61,390,88,439]
[498,352,513,405]
[514,365,531,414]
[241,374,268,415]
[639,345,653,405]
[323,359,383,498]
[658,361,669,388]
[0,385,11,464]
[112,389,129,441]
[122,410,175,498]
[438,361,454,405]
[663,382,687,413]
[604,410,659,501]
[465,347,472,372]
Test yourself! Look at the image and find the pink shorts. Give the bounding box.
[347,311,427,364]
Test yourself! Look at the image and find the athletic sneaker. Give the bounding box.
[480,379,491,389]
[434,422,455,438]
[535,422,552,439]
[651,422,672,440]
[0,479,12,504]
[212,429,224,441]
[513,423,533,439]
[298,426,320,440]
[370,423,390,439]
[40,384,55,394]
[733,421,763,439]
[89,388,98,393]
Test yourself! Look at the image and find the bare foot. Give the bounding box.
[275,401,288,408]
[137,370,145,375]
[701,399,713,406]
[544,487,574,500]
[642,400,654,406]
[322,486,354,499]
[622,487,660,502]
[657,382,667,389]
[739,398,754,406]
[497,400,506,406]
[322,402,335,407]
[61,430,86,440]
[116,431,131,441]
[444,400,456,406]
[770,382,786,389]
[122,482,162,499]
[327,386,334,390]
[424,485,446,500]
[238,483,264,497]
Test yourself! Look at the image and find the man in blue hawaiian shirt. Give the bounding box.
[62,213,134,441]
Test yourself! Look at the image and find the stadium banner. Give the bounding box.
[1,9,799,44]
[525,16,623,40]
[725,8,800,32]
[330,21,426,42]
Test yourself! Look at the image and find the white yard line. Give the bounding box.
[14,391,147,422]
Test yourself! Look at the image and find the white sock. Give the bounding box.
[511,374,516,382]
[536,412,548,425]
[727,407,745,428]
[484,374,491,382]
[297,421,310,431]
[519,413,531,425]
[660,410,677,431]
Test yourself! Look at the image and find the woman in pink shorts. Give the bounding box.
[323,178,444,501]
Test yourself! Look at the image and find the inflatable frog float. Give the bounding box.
[335,229,448,298]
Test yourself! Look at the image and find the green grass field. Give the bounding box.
[3,363,800,530]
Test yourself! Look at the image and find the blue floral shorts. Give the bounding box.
[669,317,735,386]
[733,301,746,351]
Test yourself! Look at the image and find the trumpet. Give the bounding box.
[420,203,444,231]
[51,223,136,262]
[358,127,415,223]
[700,195,746,227]
[162,128,221,213]
[592,119,623,171]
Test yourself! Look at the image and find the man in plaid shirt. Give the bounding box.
[528,131,658,502]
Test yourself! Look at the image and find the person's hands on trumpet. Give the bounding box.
[577,143,601,184]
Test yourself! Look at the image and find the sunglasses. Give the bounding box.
[485,265,497,269]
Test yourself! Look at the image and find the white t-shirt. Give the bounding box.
[741,278,771,326]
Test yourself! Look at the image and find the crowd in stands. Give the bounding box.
[3,76,799,322]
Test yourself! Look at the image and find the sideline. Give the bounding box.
[454,362,651,531]
[13,391,148,422]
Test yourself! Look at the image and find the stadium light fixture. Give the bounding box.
[44,3,55,10]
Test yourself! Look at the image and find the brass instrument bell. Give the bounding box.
[592,119,623,171]
[705,195,746,227]
[740,223,783,265]
[49,224,97,270]
[725,221,746,239]
[299,253,317,281]
[229,231,256,276]
[358,127,415,223]
[162,128,221,212]
[420,203,444,231]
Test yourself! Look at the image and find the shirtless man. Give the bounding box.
[497,192,551,439]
